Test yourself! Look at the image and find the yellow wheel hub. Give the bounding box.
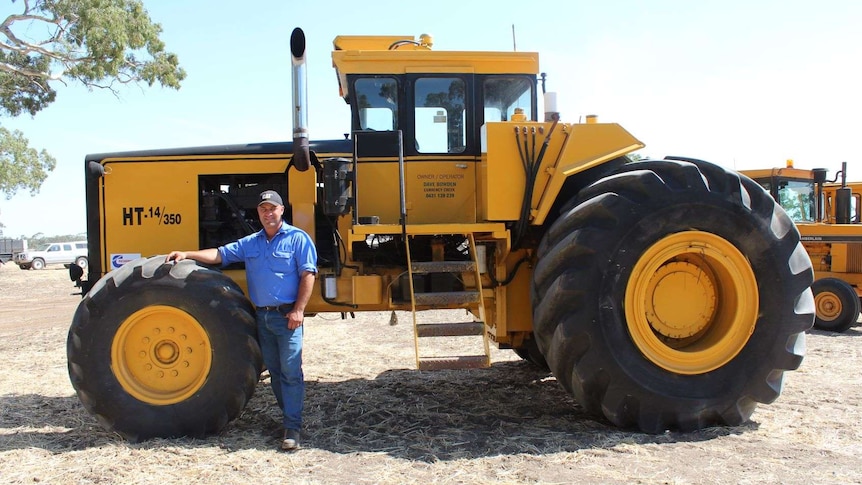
[111,305,212,405]
[814,291,842,322]
[625,231,758,375]
[645,261,717,339]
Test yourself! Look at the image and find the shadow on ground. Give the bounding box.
[0,361,751,461]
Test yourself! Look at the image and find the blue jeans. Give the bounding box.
[256,309,304,430]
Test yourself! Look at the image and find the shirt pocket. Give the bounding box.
[242,247,262,270]
[270,249,296,274]
[244,247,261,261]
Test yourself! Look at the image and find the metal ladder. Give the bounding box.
[405,233,491,370]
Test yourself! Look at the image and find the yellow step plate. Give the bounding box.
[411,261,475,274]
[413,291,479,306]
[418,355,489,370]
[416,322,484,337]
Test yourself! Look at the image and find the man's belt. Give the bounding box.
[255,303,295,313]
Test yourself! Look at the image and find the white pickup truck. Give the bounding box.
[16,241,88,270]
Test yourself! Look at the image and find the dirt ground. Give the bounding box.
[1,262,861,485]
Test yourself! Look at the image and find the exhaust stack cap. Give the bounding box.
[290,27,311,172]
[812,168,828,184]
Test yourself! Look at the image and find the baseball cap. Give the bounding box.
[258,190,284,206]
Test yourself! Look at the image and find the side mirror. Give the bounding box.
[69,263,84,282]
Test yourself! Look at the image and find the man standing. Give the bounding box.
[166,189,317,451]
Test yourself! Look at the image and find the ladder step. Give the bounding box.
[414,291,480,306]
[411,261,475,274]
[416,322,484,337]
[418,355,489,371]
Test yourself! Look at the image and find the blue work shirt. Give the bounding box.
[218,222,317,307]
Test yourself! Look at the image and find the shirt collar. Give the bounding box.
[257,220,289,239]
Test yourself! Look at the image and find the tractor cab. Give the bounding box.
[332,33,539,150]
[743,161,860,224]
[328,34,539,225]
[742,165,818,223]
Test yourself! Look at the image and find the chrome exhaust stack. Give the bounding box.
[290,27,310,172]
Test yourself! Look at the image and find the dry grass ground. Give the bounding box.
[1,262,861,484]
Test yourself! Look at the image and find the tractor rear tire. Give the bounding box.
[532,158,814,433]
[812,277,860,332]
[512,336,549,370]
[67,256,262,441]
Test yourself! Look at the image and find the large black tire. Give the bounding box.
[512,335,550,370]
[67,256,263,441]
[532,158,814,433]
[812,277,860,332]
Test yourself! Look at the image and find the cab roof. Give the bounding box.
[331,34,539,99]
[741,167,814,181]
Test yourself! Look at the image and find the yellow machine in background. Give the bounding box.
[742,161,861,332]
[66,28,813,441]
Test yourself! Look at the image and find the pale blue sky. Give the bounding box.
[1,0,860,238]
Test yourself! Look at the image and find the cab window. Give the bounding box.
[414,77,466,154]
[776,179,816,222]
[483,76,533,122]
[354,77,398,131]
[853,193,860,223]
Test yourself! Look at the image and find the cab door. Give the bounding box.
[404,75,476,224]
[351,74,477,225]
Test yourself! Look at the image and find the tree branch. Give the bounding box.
[0,15,71,61]
[0,60,63,81]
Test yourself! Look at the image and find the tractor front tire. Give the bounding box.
[812,277,860,332]
[532,158,814,433]
[67,256,262,441]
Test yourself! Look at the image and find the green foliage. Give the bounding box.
[49,0,186,89]
[0,127,56,198]
[1,0,186,95]
[26,232,86,247]
[0,0,186,199]
[0,51,57,116]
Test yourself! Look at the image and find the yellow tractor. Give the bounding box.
[67,28,813,441]
[742,161,861,331]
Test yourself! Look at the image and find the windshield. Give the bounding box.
[776,179,816,222]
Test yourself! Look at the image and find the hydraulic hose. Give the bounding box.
[489,256,531,288]
[512,115,559,250]
[320,277,358,309]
